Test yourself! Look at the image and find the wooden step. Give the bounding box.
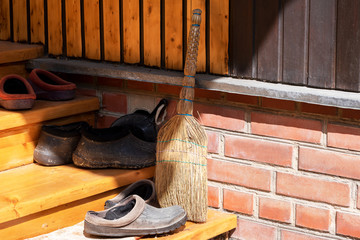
[0,163,155,240]
[0,41,44,78]
[0,95,99,171]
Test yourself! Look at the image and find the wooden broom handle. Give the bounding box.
[177,9,202,115]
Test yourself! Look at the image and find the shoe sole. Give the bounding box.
[84,212,187,237]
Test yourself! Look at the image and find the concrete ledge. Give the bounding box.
[27,58,360,110]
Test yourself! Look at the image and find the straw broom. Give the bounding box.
[155,9,207,223]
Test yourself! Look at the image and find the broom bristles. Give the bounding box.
[155,114,208,222]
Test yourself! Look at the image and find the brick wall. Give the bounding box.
[64,73,360,240]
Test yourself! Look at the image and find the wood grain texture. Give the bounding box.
[308,0,336,89]
[283,0,307,85]
[47,0,63,55]
[209,0,229,75]
[0,41,43,64]
[143,0,161,67]
[0,164,155,223]
[229,0,253,78]
[164,0,183,70]
[65,0,82,57]
[336,0,360,91]
[0,61,28,78]
[29,0,45,44]
[187,0,206,72]
[84,0,101,60]
[255,0,279,81]
[12,0,28,42]
[0,95,99,131]
[0,0,11,40]
[123,0,140,64]
[103,0,120,62]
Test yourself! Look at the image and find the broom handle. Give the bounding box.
[177,9,202,116]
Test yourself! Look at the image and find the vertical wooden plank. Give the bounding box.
[65,0,82,57]
[30,0,45,44]
[187,0,206,72]
[336,0,360,91]
[164,0,183,70]
[283,0,307,85]
[229,0,253,78]
[84,0,101,60]
[255,0,279,81]
[103,0,120,62]
[12,0,28,42]
[47,0,63,55]
[143,0,161,67]
[0,0,11,40]
[209,0,229,75]
[308,0,336,88]
[123,0,140,64]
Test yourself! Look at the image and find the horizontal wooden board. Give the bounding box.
[0,95,99,131]
[0,164,155,223]
[0,41,43,64]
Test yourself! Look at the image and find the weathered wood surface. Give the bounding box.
[0,0,10,40]
[84,0,101,60]
[65,0,82,57]
[47,0,63,55]
[103,0,121,62]
[123,0,140,64]
[0,41,43,64]
[30,0,45,44]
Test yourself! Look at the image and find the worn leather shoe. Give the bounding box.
[34,121,89,166]
[0,74,36,110]
[84,195,187,237]
[105,179,156,209]
[28,68,76,100]
[72,125,156,169]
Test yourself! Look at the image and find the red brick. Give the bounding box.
[194,103,246,132]
[341,109,360,120]
[328,123,360,151]
[336,212,360,238]
[295,204,330,231]
[299,146,360,180]
[226,93,259,106]
[207,185,220,208]
[300,103,338,116]
[102,92,127,113]
[276,172,350,207]
[206,131,219,154]
[224,135,293,167]
[96,115,118,128]
[98,77,124,88]
[232,218,276,240]
[223,189,253,215]
[195,88,223,100]
[162,99,177,120]
[261,97,296,111]
[156,84,181,96]
[126,80,154,92]
[281,230,329,240]
[76,88,97,97]
[251,112,322,143]
[259,197,291,223]
[207,158,271,192]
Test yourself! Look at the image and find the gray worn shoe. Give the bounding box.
[84,195,187,237]
[104,179,156,209]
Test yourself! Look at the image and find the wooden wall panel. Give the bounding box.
[187,0,206,72]
[308,0,336,89]
[209,0,229,75]
[29,0,45,44]
[0,0,11,40]
[164,0,183,70]
[336,0,360,91]
[47,0,63,55]
[143,0,161,67]
[255,0,279,82]
[84,0,101,60]
[123,0,140,64]
[283,0,307,85]
[229,0,253,78]
[65,0,82,57]
[103,0,120,62]
[12,0,28,42]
